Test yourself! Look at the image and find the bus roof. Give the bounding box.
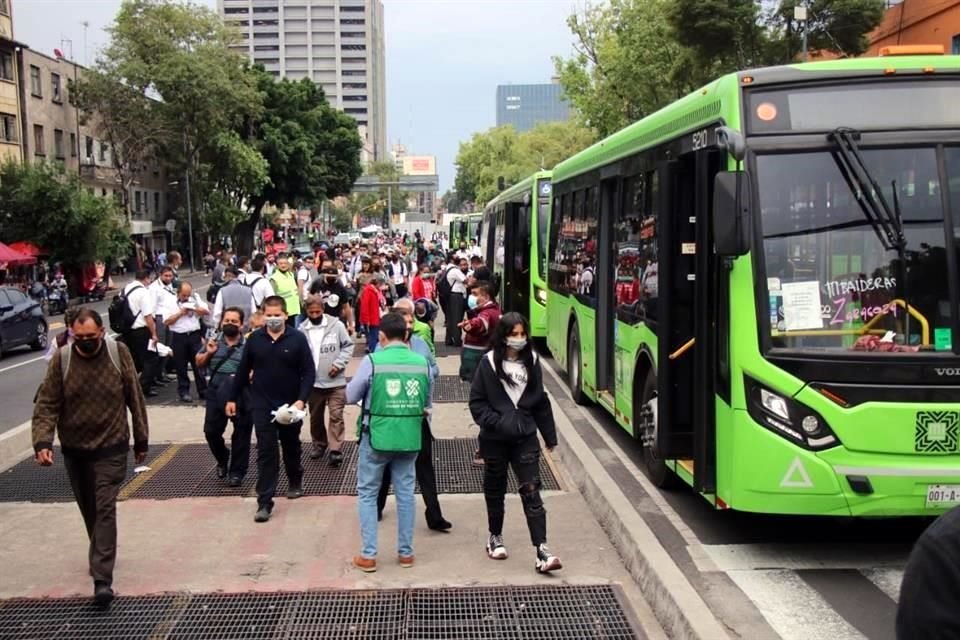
[553,54,960,184]
[484,170,553,210]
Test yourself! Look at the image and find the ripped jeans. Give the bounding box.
[479,433,547,546]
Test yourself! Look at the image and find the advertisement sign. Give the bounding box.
[402,156,436,176]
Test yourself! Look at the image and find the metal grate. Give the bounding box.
[0,586,640,639]
[432,375,471,403]
[433,342,461,358]
[0,446,170,503]
[431,438,561,494]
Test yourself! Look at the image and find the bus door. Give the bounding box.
[502,201,532,316]
[596,178,620,397]
[656,147,722,492]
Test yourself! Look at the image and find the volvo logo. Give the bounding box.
[934,368,960,377]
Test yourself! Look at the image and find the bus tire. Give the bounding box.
[638,369,679,489]
[567,324,589,405]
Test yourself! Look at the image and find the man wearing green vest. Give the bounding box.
[346,312,431,573]
[270,254,301,327]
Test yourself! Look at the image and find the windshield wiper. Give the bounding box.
[828,127,911,340]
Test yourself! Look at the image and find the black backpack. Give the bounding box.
[437,266,454,302]
[108,283,143,334]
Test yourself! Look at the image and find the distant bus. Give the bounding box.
[481,171,552,339]
[449,213,482,248]
[546,48,960,516]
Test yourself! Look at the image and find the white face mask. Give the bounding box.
[506,337,527,351]
[265,316,285,330]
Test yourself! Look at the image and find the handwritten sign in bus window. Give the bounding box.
[824,276,896,298]
[782,281,824,331]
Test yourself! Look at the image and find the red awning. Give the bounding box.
[0,242,37,266]
[7,241,46,257]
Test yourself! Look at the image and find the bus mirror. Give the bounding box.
[497,176,506,191]
[713,171,750,257]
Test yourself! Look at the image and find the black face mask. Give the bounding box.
[75,338,100,355]
[309,316,323,325]
[222,324,240,338]
[325,276,337,283]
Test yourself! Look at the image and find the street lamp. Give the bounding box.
[794,4,809,62]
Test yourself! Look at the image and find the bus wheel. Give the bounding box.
[637,369,678,489]
[567,324,589,405]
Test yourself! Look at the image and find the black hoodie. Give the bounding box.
[469,351,557,447]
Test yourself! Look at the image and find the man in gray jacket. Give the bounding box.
[300,294,354,467]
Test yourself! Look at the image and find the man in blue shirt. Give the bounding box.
[228,296,316,523]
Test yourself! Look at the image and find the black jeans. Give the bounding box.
[378,419,444,526]
[203,386,253,478]
[253,410,303,510]
[446,293,464,346]
[171,330,206,396]
[122,327,156,393]
[479,434,546,546]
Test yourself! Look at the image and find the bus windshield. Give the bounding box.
[756,145,956,354]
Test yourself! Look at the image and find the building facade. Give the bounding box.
[219,0,387,161]
[495,80,570,133]
[0,0,23,163]
[17,48,172,252]
[865,0,960,55]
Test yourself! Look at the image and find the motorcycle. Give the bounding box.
[28,281,49,315]
[47,286,67,315]
[82,277,107,302]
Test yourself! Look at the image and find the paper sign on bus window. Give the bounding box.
[935,327,953,351]
[781,281,824,331]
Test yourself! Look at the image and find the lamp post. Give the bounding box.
[182,132,196,273]
[794,4,809,61]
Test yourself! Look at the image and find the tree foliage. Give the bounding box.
[0,162,131,269]
[454,121,596,206]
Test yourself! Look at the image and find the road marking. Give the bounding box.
[0,356,45,374]
[118,444,182,500]
[48,322,63,330]
[701,543,908,571]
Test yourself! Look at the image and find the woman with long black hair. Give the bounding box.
[468,311,562,573]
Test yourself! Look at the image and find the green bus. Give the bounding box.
[449,213,483,249]
[546,49,960,516]
[480,171,553,339]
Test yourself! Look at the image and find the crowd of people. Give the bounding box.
[29,231,563,609]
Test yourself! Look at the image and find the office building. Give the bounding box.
[219,0,387,161]
[495,80,570,133]
[0,0,23,163]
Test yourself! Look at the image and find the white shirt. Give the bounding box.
[149,279,177,319]
[163,293,208,334]
[447,266,468,295]
[243,271,274,308]
[387,260,407,285]
[124,280,153,330]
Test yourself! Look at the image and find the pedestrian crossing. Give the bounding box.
[698,543,905,640]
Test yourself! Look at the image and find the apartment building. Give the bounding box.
[866,0,960,55]
[220,0,387,161]
[0,0,23,163]
[495,80,570,134]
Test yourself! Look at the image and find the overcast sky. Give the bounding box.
[14,0,578,193]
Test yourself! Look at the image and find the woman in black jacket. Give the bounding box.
[469,311,562,573]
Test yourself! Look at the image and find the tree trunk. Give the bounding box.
[233,202,264,257]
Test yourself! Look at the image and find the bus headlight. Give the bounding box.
[535,287,548,306]
[746,376,839,451]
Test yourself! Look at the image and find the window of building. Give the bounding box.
[344,107,367,114]
[53,129,64,159]
[343,94,367,101]
[0,113,17,142]
[342,31,366,38]
[69,132,77,157]
[253,32,279,39]
[252,6,277,13]
[101,188,107,197]
[154,192,160,215]
[99,141,109,162]
[0,51,14,82]
[134,190,142,213]
[33,125,45,156]
[340,18,365,25]
[223,6,248,13]
[51,73,62,103]
[344,82,367,89]
[357,120,368,126]
[29,65,42,96]
[342,70,365,77]
[340,5,364,11]
[0,0,9,16]
[341,44,366,51]
[342,57,366,63]
[85,136,94,160]
[953,34,960,55]
[254,44,279,51]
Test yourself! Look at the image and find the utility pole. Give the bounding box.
[183,132,196,272]
[795,4,809,61]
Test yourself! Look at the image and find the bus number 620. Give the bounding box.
[691,129,710,151]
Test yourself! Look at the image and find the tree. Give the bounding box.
[0,162,130,292]
[769,0,885,61]
[232,68,363,254]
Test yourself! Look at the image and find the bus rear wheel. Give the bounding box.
[637,369,678,489]
[567,324,589,405]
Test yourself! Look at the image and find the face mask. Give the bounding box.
[265,317,285,331]
[467,294,478,310]
[222,324,240,338]
[75,338,101,355]
[506,337,528,351]
[325,276,337,283]
[309,316,323,325]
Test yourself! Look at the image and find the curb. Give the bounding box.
[0,420,33,473]
[543,365,730,640]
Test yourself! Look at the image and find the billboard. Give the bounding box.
[402,155,436,176]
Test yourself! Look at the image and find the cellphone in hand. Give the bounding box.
[206,328,221,341]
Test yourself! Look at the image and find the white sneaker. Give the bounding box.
[486,534,508,559]
[535,544,562,573]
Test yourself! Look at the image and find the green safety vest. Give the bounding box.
[270,269,301,316]
[412,320,435,356]
[361,344,429,453]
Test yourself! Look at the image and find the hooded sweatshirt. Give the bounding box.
[298,314,354,389]
[463,300,501,350]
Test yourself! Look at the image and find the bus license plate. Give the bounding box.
[926,485,960,507]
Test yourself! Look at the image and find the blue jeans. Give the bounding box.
[365,325,379,353]
[357,434,417,559]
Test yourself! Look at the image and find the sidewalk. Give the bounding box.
[0,332,667,638]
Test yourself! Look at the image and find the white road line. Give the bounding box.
[702,543,908,571]
[861,568,903,603]
[0,356,45,374]
[727,569,867,640]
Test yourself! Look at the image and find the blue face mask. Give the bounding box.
[467,294,478,310]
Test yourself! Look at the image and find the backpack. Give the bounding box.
[245,273,266,307]
[437,266,454,302]
[61,337,122,381]
[108,283,143,334]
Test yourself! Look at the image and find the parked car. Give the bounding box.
[333,233,352,246]
[0,286,48,357]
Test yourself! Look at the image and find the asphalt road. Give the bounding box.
[0,272,210,435]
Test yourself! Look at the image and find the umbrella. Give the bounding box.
[7,241,46,257]
[0,242,37,266]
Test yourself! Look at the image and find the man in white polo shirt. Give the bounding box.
[122,269,160,397]
[163,281,210,403]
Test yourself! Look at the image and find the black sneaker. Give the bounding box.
[535,544,562,573]
[486,534,508,560]
[427,518,452,532]
[180,393,193,403]
[310,443,326,460]
[228,475,243,487]
[144,389,159,398]
[216,465,227,479]
[329,450,343,468]
[254,506,271,523]
[287,484,304,499]
[93,581,114,608]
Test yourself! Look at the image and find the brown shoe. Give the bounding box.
[398,555,415,568]
[353,555,377,572]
